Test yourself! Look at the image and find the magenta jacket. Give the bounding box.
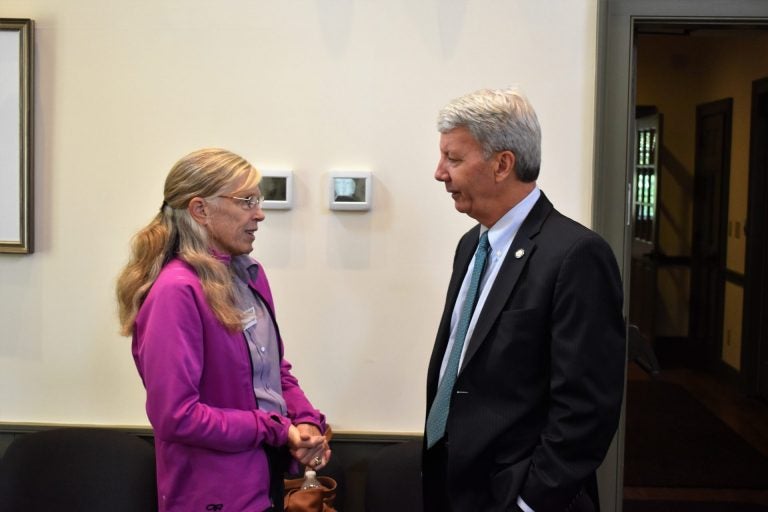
[132,256,326,512]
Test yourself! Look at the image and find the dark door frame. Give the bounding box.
[743,77,768,399]
[594,2,768,511]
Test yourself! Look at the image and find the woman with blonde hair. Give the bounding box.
[117,148,330,512]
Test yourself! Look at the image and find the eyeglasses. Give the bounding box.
[218,194,264,210]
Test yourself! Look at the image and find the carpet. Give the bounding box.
[624,501,768,512]
[624,380,768,489]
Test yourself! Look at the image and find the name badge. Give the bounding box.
[241,307,258,331]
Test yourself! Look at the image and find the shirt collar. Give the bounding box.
[481,186,541,252]
[231,254,260,283]
[210,248,260,283]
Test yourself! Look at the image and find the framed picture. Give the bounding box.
[260,169,293,210]
[0,19,34,254]
[329,171,372,211]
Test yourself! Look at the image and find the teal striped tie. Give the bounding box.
[426,231,490,448]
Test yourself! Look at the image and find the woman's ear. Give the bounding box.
[187,197,209,226]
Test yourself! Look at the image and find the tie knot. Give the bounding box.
[478,231,490,252]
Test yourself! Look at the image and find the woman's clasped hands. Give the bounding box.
[288,423,331,471]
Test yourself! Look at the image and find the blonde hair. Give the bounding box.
[116,148,261,336]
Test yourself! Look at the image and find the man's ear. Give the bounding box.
[187,197,209,226]
[494,151,516,183]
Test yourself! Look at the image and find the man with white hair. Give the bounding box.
[423,88,625,512]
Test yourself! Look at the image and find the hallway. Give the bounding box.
[624,361,768,509]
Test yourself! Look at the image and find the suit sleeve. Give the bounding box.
[520,234,626,511]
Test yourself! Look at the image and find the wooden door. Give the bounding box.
[744,78,768,400]
[689,99,732,369]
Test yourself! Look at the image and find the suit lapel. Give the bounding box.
[459,193,554,373]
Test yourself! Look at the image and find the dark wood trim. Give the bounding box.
[725,269,746,287]
[0,422,420,446]
[331,432,421,444]
[655,254,692,267]
[0,422,153,435]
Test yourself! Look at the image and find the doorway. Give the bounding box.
[594,2,768,512]
[624,27,768,509]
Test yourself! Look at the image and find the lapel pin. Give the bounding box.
[514,248,525,259]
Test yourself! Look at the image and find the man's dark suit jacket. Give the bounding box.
[424,193,626,512]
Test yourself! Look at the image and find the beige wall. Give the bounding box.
[0,1,600,432]
[636,32,768,365]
